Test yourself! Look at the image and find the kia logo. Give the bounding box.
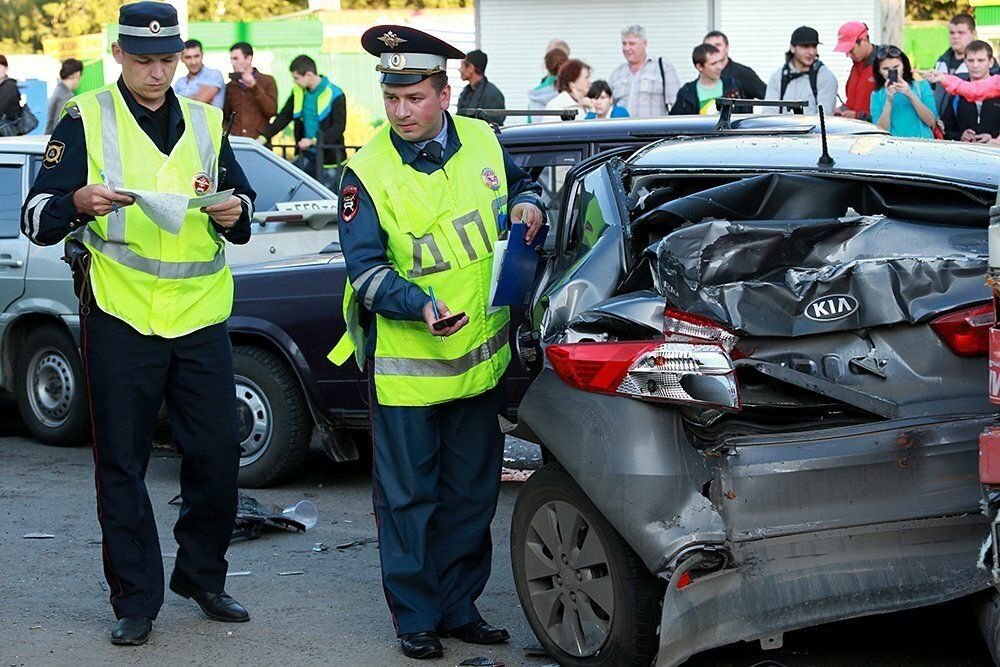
[804,294,859,322]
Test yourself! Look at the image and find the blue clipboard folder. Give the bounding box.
[490,222,548,308]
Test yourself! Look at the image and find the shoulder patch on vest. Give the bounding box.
[42,140,65,169]
[65,106,81,119]
[340,185,359,223]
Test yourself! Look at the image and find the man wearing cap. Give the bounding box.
[833,21,879,121]
[328,25,545,661]
[762,26,838,115]
[20,1,254,647]
[457,49,506,125]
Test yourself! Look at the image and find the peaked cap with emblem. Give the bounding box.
[117,1,185,55]
[361,24,465,85]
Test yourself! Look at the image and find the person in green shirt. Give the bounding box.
[670,43,751,115]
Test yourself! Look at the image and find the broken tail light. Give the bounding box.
[663,308,739,352]
[546,340,740,410]
[930,302,993,357]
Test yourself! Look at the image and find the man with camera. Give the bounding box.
[224,41,278,139]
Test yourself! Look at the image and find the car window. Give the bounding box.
[233,146,329,212]
[564,166,621,262]
[0,165,22,239]
[509,147,585,226]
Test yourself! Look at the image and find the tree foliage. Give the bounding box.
[907,0,973,21]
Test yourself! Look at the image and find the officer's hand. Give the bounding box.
[511,202,544,244]
[422,299,468,337]
[202,196,243,228]
[72,185,134,217]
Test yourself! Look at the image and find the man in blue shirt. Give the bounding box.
[174,39,225,109]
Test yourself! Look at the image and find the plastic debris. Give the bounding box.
[458,659,505,667]
[99,579,109,592]
[312,543,329,553]
[226,571,252,577]
[277,571,304,576]
[22,533,54,539]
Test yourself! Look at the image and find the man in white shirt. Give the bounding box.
[608,24,680,117]
[762,26,838,115]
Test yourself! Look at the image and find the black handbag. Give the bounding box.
[16,103,38,134]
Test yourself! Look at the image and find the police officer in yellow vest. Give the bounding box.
[20,2,254,646]
[330,25,546,660]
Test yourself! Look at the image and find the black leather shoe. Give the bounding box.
[400,631,444,659]
[110,616,152,645]
[441,619,509,645]
[169,572,250,622]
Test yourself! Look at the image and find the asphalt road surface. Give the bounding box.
[0,394,995,666]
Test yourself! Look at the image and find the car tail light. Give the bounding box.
[930,302,993,357]
[546,340,740,410]
[663,308,739,352]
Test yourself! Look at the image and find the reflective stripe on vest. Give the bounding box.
[374,324,508,377]
[78,227,227,279]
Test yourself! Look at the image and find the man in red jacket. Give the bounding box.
[834,21,879,121]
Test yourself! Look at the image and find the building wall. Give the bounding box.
[478,0,881,115]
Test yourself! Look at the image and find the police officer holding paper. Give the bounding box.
[20,1,254,647]
[328,25,546,660]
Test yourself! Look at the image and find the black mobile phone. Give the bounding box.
[432,312,466,331]
[888,69,898,84]
[229,72,242,81]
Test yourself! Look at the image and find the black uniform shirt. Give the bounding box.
[21,78,255,247]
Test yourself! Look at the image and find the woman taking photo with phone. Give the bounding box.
[870,45,937,138]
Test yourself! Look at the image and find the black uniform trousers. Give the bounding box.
[369,373,506,636]
[81,304,240,619]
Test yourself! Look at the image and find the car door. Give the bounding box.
[0,152,28,312]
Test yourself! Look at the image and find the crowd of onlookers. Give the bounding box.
[0,12,998,153]
[455,13,1000,145]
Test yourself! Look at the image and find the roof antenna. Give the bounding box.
[817,105,835,168]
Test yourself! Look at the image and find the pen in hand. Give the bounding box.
[99,169,121,219]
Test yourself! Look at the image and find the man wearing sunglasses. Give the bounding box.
[833,21,880,121]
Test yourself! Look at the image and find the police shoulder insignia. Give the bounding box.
[340,185,359,223]
[65,106,81,119]
[481,167,500,191]
[42,140,66,169]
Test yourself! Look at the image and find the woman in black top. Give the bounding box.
[0,55,23,122]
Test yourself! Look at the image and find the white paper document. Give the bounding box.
[114,188,234,235]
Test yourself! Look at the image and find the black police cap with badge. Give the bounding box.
[361,25,465,86]
[116,1,185,55]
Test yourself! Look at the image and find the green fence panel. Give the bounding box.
[76,58,105,95]
[903,24,950,70]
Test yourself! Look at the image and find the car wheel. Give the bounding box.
[14,324,89,447]
[233,345,312,488]
[511,462,664,666]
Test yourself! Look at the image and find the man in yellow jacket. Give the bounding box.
[331,25,545,660]
[20,2,254,647]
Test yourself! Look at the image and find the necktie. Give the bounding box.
[423,140,443,162]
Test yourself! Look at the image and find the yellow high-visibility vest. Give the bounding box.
[329,116,511,407]
[69,83,232,338]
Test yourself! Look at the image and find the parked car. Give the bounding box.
[0,135,338,447]
[221,114,887,487]
[509,134,1000,665]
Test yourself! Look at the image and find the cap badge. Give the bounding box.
[378,31,407,49]
[192,172,213,195]
[149,20,161,34]
[481,167,500,191]
[386,53,406,70]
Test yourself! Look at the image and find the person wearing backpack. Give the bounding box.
[762,26,838,115]
[0,55,26,135]
[608,24,681,117]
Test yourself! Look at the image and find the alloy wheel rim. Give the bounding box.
[522,499,615,657]
[26,347,74,428]
[234,375,272,465]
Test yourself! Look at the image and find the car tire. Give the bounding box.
[511,462,664,667]
[233,345,312,488]
[14,324,89,447]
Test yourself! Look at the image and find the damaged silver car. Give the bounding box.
[510,134,1000,665]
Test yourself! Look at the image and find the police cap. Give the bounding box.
[361,25,465,86]
[117,1,185,56]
